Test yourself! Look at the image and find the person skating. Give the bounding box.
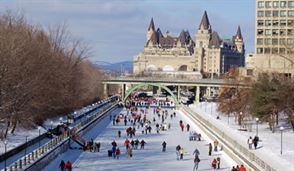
[65,160,72,171]
[231,166,237,171]
[111,140,117,147]
[180,123,184,132]
[247,136,253,149]
[124,139,130,149]
[186,124,190,132]
[216,157,221,169]
[135,139,139,149]
[211,158,217,169]
[193,155,200,171]
[131,140,135,148]
[239,164,247,171]
[112,146,116,159]
[59,160,65,171]
[115,148,121,159]
[118,130,121,138]
[213,140,219,152]
[140,139,146,149]
[176,145,181,160]
[208,143,212,156]
[126,146,133,159]
[179,147,184,160]
[162,141,167,152]
[95,142,101,152]
[193,148,200,158]
[253,136,259,149]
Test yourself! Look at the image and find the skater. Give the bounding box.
[231,166,238,171]
[193,155,200,171]
[115,148,121,159]
[95,142,101,152]
[135,139,139,149]
[162,141,167,152]
[140,139,146,149]
[239,164,247,171]
[124,117,127,126]
[253,136,259,149]
[208,143,212,156]
[198,133,201,141]
[113,117,116,125]
[180,123,184,132]
[179,147,184,160]
[126,146,133,159]
[65,160,72,171]
[118,130,121,138]
[211,158,217,169]
[112,145,117,158]
[193,148,200,158]
[59,160,65,171]
[247,136,253,149]
[186,124,190,132]
[216,157,221,169]
[124,139,130,149]
[213,140,219,151]
[111,140,117,147]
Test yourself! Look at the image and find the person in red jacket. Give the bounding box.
[65,160,72,171]
[115,148,121,159]
[239,164,247,171]
[211,158,217,169]
[124,139,130,149]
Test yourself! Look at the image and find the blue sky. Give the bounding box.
[0,0,255,63]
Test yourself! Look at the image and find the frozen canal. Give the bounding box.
[44,107,236,171]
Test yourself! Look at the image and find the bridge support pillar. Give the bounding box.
[157,86,161,95]
[103,84,108,98]
[121,84,125,100]
[195,86,200,103]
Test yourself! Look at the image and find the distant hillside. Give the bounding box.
[95,61,133,73]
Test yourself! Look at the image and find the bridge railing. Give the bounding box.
[1,101,118,171]
[181,106,276,171]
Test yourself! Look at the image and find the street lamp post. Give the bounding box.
[50,121,53,130]
[239,112,243,129]
[38,126,41,147]
[255,118,259,136]
[280,126,284,155]
[25,136,28,156]
[4,140,8,171]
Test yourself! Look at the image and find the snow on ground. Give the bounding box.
[45,107,238,171]
[189,102,294,170]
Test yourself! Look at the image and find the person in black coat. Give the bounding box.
[162,141,167,152]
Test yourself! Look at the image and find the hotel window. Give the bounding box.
[280,48,286,54]
[288,1,294,7]
[258,1,265,8]
[272,29,279,35]
[258,11,264,17]
[280,10,287,17]
[272,38,278,45]
[264,48,271,54]
[273,1,279,7]
[288,10,294,16]
[264,38,271,45]
[257,29,264,35]
[280,20,287,26]
[265,1,272,7]
[273,20,279,26]
[272,48,279,54]
[280,29,286,36]
[288,20,294,26]
[287,38,294,45]
[265,20,272,26]
[288,29,294,35]
[265,10,272,17]
[265,29,272,35]
[258,20,264,26]
[257,48,264,54]
[280,1,287,7]
[280,38,286,45]
[257,38,263,45]
[273,10,279,17]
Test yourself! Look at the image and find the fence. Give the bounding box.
[181,106,276,171]
[1,101,118,171]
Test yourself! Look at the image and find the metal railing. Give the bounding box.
[181,106,276,171]
[1,101,118,171]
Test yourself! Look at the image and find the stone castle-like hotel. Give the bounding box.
[133,11,245,79]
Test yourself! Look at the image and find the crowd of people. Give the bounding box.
[59,96,249,171]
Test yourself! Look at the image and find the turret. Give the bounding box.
[234,25,245,54]
[147,17,156,41]
[195,11,211,48]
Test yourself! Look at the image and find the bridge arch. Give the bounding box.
[123,83,180,105]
